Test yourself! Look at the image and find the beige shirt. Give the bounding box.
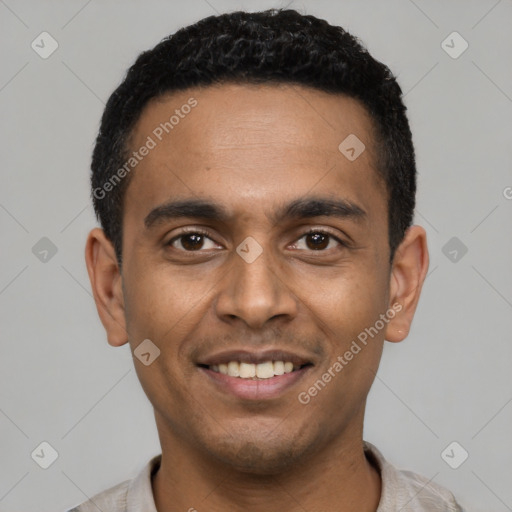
[67,442,464,511]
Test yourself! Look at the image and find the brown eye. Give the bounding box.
[179,233,204,251]
[293,230,344,252]
[168,231,220,252]
[305,232,329,250]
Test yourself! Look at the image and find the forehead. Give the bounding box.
[124,83,385,227]
[135,82,377,159]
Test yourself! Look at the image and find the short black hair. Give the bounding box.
[91,8,416,265]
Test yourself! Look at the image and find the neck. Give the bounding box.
[152,416,381,512]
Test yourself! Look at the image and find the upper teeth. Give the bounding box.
[211,361,296,379]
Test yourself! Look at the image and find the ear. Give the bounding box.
[385,225,429,343]
[85,228,128,347]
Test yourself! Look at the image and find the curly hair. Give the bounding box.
[91,8,416,264]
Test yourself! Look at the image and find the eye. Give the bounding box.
[167,230,221,251]
[292,230,345,251]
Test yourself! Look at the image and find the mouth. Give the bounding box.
[198,360,312,380]
[196,350,314,400]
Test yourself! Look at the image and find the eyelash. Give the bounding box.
[166,228,347,252]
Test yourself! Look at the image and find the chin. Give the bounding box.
[213,441,305,475]
[203,423,319,475]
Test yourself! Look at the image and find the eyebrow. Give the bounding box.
[278,197,366,224]
[144,196,366,229]
[144,199,230,228]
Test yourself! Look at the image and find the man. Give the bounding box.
[71,8,463,511]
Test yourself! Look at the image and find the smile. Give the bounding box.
[204,360,310,380]
[196,349,315,399]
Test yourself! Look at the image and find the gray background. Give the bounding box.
[1,0,511,510]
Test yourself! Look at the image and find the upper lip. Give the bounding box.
[197,349,315,367]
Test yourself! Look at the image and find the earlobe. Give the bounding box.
[385,225,429,343]
[85,228,129,347]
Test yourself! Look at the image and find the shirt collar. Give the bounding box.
[124,443,458,512]
[126,453,161,512]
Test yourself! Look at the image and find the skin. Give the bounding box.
[85,83,429,511]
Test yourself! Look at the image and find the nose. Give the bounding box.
[214,239,298,329]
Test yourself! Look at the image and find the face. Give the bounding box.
[87,83,427,474]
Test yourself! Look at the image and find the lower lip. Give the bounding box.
[198,366,312,401]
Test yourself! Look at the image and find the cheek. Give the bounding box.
[123,260,209,339]
[122,267,200,410]
[295,262,388,340]
[303,277,386,414]
[324,270,388,384]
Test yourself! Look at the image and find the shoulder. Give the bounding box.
[364,441,464,512]
[65,454,161,512]
[65,479,130,512]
